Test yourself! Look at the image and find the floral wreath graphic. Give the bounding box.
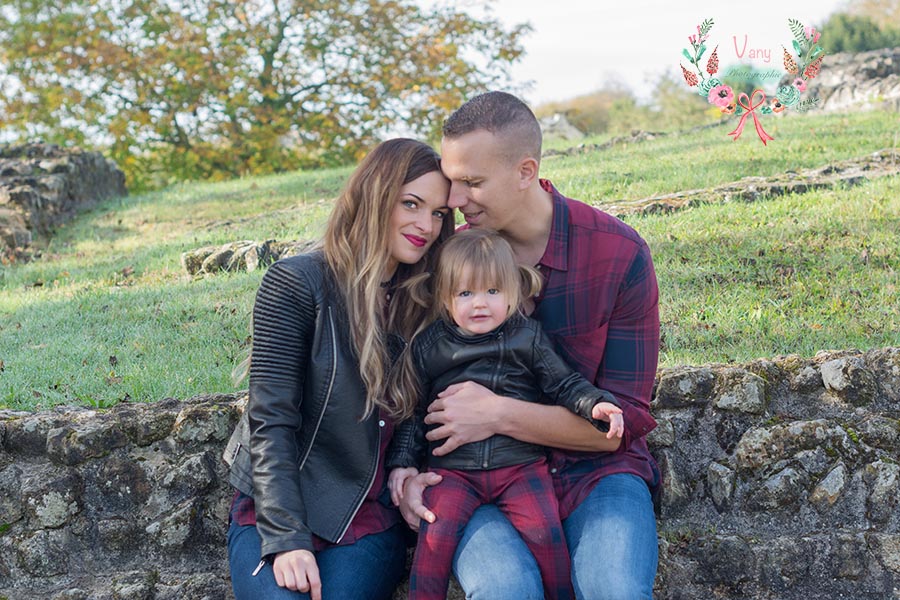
[679,18,825,145]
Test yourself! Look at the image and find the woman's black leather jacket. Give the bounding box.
[224,252,392,559]
[387,314,618,472]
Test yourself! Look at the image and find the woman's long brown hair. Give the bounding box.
[322,138,454,419]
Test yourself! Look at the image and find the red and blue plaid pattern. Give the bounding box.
[409,460,574,600]
[533,180,661,518]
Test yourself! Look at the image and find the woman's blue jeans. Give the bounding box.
[228,521,407,600]
[451,473,659,600]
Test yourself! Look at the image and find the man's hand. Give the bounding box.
[397,471,442,531]
[273,549,321,600]
[425,381,504,456]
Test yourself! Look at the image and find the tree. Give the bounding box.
[535,84,636,136]
[818,11,900,52]
[846,0,900,29]
[0,0,528,190]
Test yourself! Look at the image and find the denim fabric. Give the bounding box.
[228,521,407,600]
[452,473,657,600]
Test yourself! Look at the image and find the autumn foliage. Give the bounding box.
[0,1,527,190]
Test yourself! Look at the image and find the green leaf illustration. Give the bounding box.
[700,18,715,37]
[792,39,802,56]
[789,18,807,46]
[683,48,693,61]
[698,43,706,59]
[811,46,824,59]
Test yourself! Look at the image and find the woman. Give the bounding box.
[224,138,454,600]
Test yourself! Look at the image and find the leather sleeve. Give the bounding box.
[247,259,317,557]
[530,321,619,432]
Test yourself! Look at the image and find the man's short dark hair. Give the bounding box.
[443,91,542,164]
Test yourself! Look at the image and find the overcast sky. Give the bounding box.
[434,0,848,105]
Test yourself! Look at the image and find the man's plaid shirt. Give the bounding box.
[532,179,661,518]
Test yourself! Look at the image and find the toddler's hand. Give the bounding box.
[388,467,419,506]
[591,402,624,439]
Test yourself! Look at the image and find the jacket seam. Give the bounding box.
[298,305,337,471]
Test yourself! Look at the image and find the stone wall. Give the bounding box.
[0,143,127,256]
[806,47,900,113]
[0,348,897,600]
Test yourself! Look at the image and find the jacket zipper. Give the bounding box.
[482,331,505,469]
[335,422,381,542]
[253,306,339,577]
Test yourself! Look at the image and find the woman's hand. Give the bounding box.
[388,467,419,507]
[397,471,443,531]
[273,549,321,600]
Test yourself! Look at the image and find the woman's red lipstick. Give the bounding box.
[403,234,427,247]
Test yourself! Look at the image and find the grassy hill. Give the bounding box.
[1,110,899,410]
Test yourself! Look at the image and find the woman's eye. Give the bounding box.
[433,210,446,220]
[402,200,417,209]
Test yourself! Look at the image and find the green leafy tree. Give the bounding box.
[0,0,527,190]
[846,0,900,29]
[535,85,636,136]
[818,12,900,52]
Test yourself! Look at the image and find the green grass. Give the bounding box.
[1,109,898,410]
[633,176,900,364]
[544,110,900,202]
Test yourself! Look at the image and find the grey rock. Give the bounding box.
[821,356,879,406]
[145,499,200,549]
[864,460,899,523]
[21,470,83,529]
[654,367,715,408]
[647,417,675,448]
[733,420,853,472]
[706,462,735,510]
[4,414,65,456]
[46,420,129,465]
[868,533,900,574]
[794,447,832,476]
[857,416,900,450]
[0,465,24,526]
[17,529,70,576]
[833,533,867,579]
[173,403,234,444]
[92,457,152,512]
[810,463,847,510]
[753,467,810,510]
[161,452,217,498]
[693,535,755,586]
[51,589,92,600]
[0,143,126,253]
[658,450,691,513]
[790,365,823,391]
[806,48,900,113]
[713,369,767,414]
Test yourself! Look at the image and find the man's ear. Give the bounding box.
[516,156,539,190]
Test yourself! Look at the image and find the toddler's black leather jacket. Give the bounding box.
[387,314,617,472]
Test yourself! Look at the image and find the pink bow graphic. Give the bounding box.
[728,89,774,146]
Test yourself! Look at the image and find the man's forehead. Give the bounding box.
[441,131,502,174]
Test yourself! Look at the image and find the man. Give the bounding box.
[399,91,661,600]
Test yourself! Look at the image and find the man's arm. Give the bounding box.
[424,381,621,455]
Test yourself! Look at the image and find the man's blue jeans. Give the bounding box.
[452,473,658,600]
[228,521,407,600]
